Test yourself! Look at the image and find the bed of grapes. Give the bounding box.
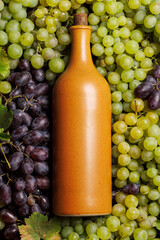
[0,0,160,239]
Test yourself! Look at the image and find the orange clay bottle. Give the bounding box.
[52,13,112,216]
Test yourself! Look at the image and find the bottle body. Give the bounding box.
[52,26,112,216]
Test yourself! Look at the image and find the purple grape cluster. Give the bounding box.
[0,59,51,240]
[134,65,160,110]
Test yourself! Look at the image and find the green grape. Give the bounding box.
[86,223,98,235]
[129,171,140,182]
[9,0,22,13]
[105,56,114,65]
[9,58,19,70]
[133,228,148,240]
[71,218,83,227]
[122,90,134,102]
[104,47,113,56]
[59,0,71,12]
[0,31,8,45]
[118,16,127,26]
[31,54,44,69]
[114,178,127,188]
[93,2,105,16]
[120,56,133,70]
[8,31,21,44]
[112,203,126,217]
[102,35,114,47]
[141,149,154,161]
[107,17,119,30]
[134,69,147,81]
[148,124,160,138]
[147,228,157,240]
[126,207,139,220]
[21,18,34,32]
[128,159,138,171]
[118,142,130,154]
[124,112,137,125]
[30,0,39,7]
[0,81,12,94]
[106,216,120,232]
[144,15,157,28]
[7,43,22,59]
[131,98,144,112]
[129,80,141,90]
[42,48,55,60]
[20,32,34,46]
[96,226,111,239]
[118,154,131,166]
[59,11,69,22]
[23,48,36,61]
[154,147,160,156]
[111,91,122,102]
[0,0,4,11]
[117,167,129,180]
[68,232,79,240]
[113,121,127,134]
[75,224,84,235]
[117,82,128,92]
[113,42,125,54]
[153,175,160,186]
[47,0,59,7]
[13,7,27,21]
[5,20,20,34]
[88,13,100,25]
[61,226,74,238]
[96,66,106,77]
[125,195,138,208]
[112,133,125,145]
[87,233,99,240]
[21,0,32,7]
[148,189,160,200]
[112,102,123,115]
[146,112,159,124]
[45,36,58,48]
[91,32,101,44]
[125,40,139,54]
[130,127,143,139]
[137,116,150,130]
[135,50,145,61]
[97,26,107,37]
[60,217,70,227]
[49,57,65,73]
[45,69,56,82]
[108,72,120,84]
[36,28,49,41]
[143,137,157,151]
[1,7,12,20]
[120,27,130,38]
[95,218,106,228]
[92,43,104,56]
[105,1,119,15]
[148,202,160,216]
[119,223,133,238]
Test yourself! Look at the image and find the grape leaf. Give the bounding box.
[0,104,13,130]
[0,132,10,141]
[0,47,10,78]
[18,212,61,240]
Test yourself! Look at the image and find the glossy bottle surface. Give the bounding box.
[52,24,112,216]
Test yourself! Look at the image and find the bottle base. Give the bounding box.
[53,212,111,217]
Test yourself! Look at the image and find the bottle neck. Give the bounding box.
[69,26,94,67]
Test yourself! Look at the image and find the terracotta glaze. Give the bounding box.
[52,14,112,216]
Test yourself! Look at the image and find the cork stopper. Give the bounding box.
[74,13,88,26]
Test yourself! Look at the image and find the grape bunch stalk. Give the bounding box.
[134,65,160,110]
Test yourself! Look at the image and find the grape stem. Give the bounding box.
[0,144,11,169]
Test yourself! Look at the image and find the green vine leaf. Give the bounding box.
[0,47,10,79]
[18,212,61,240]
[0,104,13,130]
[0,132,10,141]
